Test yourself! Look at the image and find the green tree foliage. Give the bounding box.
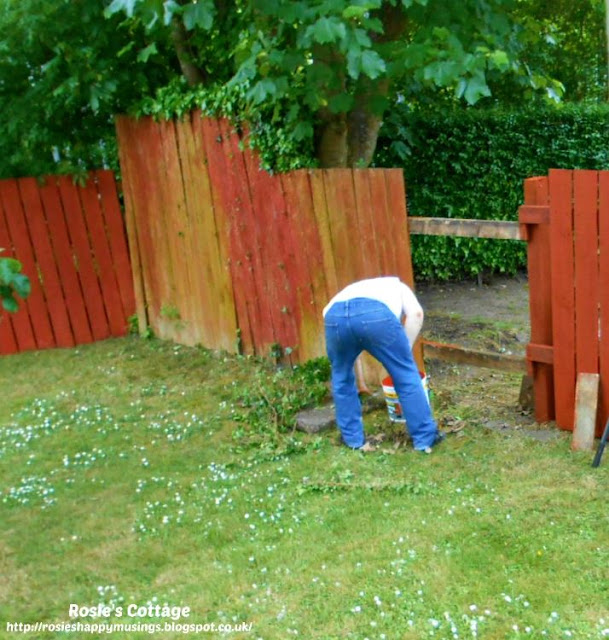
[0,0,603,178]
[0,252,30,313]
[0,0,174,179]
[376,104,609,280]
[106,0,563,168]
[513,0,606,102]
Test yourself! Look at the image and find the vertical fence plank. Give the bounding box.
[352,170,382,279]
[126,117,172,339]
[322,169,363,286]
[550,169,576,430]
[367,170,393,275]
[19,178,74,348]
[521,176,554,423]
[174,116,216,349]
[157,119,199,346]
[188,113,237,353]
[241,139,298,354]
[39,177,93,345]
[573,171,600,375]
[281,170,329,360]
[0,189,21,354]
[200,118,255,354]
[309,170,338,299]
[222,119,281,355]
[78,176,127,337]
[56,176,110,342]
[115,116,148,335]
[385,169,415,287]
[598,171,609,433]
[0,188,37,352]
[95,170,135,320]
[0,179,55,350]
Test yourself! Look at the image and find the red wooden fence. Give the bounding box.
[0,170,134,355]
[115,113,420,373]
[520,169,609,433]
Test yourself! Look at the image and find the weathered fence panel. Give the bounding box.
[521,169,609,432]
[0,171,134,355]
[116,112,419,371]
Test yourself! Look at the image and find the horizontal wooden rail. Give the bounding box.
[422,339,527,373]
[408,217,522,240]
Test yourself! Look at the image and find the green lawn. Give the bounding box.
[1,337,608,639]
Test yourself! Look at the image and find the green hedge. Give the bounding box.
[375,104,609,281]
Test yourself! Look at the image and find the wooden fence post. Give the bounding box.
[519,176,555,423]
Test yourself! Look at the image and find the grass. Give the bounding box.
[1,337,609,639]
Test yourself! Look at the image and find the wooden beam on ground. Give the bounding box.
[422,339,527,373]
[572,372,600,451]
[408,217,522,240]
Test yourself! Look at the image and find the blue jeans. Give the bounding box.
[324,298,438,450]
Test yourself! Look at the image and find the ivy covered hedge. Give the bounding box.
[375,104,609,281]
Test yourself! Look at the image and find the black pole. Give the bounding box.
[592,418,609,467]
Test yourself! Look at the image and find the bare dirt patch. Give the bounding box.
[364,274,559,445]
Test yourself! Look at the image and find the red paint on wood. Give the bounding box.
[0,193,20,354]
[242,143,300,355]
[115,117,149,335]
[0,192,36,353]
[367,170,393,276]
[0,179,55,350]
[56,176,110,342]
[95,170,135,319]
[122,117,171,339]
[188,113,237,352]
[174,115,216,348]
[598,171,609,433]
[78,176,127,337]
[39,177,93,345]
[220,118,278,353]
[200,118,256,353]
[522,176,554,423]
[322,169,362,287]
[280,170,328,360]
[157,119,199,346]
[549,169,576,430]
[309,170,338,299]
[573,171,600,375]
[352,170,382,280]
[385,169,415,287]
[19,178,74,348]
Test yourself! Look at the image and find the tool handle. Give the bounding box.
[592,418,609,467]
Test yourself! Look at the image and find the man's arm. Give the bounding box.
[400,284,424,349]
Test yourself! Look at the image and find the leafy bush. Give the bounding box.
[375,103,609,280]
[0,252,30,313]
[231,356,331,457]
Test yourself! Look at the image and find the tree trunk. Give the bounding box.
[171,17,206,86]
[316,112,349,168]
[346,107,383,168]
